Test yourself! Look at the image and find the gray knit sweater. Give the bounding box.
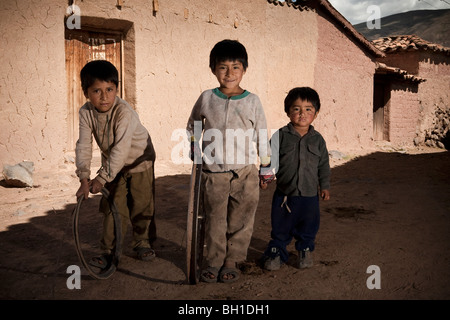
[76,97,155,185]
[186,88,270,172]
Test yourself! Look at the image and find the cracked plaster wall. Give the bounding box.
[1,0,379,175]
[0,0,66,172]
[314,10,376,149]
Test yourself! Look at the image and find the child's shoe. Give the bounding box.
[298,248,313,269]
[263,247,281,271]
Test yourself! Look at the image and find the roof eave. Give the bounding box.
[316,0,385,58]
[267,0,385,57]
[375,62,426,83]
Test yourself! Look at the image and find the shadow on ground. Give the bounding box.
[0,150,449,300]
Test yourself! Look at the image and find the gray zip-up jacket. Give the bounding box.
[76,96,156,185]
[272,123,330,197]
[186,88,271,172]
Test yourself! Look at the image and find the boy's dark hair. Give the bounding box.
[80,60,119,94]
[284,87,321,114]
[209,39,248,71]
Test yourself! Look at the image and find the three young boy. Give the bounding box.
[75,39,330,280]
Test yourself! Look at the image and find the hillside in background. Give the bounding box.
[353,9,450,47]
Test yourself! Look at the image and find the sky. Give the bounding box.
[280,0,450,24]
[327,0,450,24]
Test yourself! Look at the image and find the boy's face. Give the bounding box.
[287,98,318,130]
[212,60,246,93]
[84,79,118,113]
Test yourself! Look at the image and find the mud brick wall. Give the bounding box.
[313,9,375,149]
[378,50,450,146]
[416,51,450,145]
[0,1,67,169]
[388,82,420,145]
[1,0,381,174]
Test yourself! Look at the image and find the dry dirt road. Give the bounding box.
[0,145,449,314]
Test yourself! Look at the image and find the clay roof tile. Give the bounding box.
[375,62,426,83]
[372,35,450,55]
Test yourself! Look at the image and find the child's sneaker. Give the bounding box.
[298,248,313,269]
[263,247,281,271]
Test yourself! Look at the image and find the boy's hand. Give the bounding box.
[259,166,275,184]
[259,179,269,190]
[190,141,202,163]
[76,178,90,199]
[321,189,330,201]
[89,178,103,194]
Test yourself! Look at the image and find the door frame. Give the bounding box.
[373,76,391,141]
[65,27,124,151]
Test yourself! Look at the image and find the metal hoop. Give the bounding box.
[186,163,206,284]
[72,187,122,280]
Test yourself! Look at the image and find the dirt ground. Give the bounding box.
[1,144,449,306]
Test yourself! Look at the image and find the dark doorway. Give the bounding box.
[373,78,390,141]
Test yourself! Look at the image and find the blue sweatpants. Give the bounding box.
[264,189,320,263]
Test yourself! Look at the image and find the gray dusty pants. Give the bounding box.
[202,164,259,268]
[99,162,156,253]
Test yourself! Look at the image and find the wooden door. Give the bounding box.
[373,81,390,141]
[373,83,384,141]
[65,29,122,150]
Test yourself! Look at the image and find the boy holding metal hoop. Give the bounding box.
[75,60,157,268]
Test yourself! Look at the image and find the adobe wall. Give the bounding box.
[416,51,450,143]
[314,10,376,150]
[378,51,450,145]
[388,82,420,145]
[0,1,67,171]
[379,51,420,75]
[136,1,319,162]
[0,0,268,172]
[0,0,377,175]
[262,4,318,133]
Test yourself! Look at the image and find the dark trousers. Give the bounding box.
[264,189,320,263]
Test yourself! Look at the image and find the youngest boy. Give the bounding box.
[261,87,330,270]
[75,60,157,268]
